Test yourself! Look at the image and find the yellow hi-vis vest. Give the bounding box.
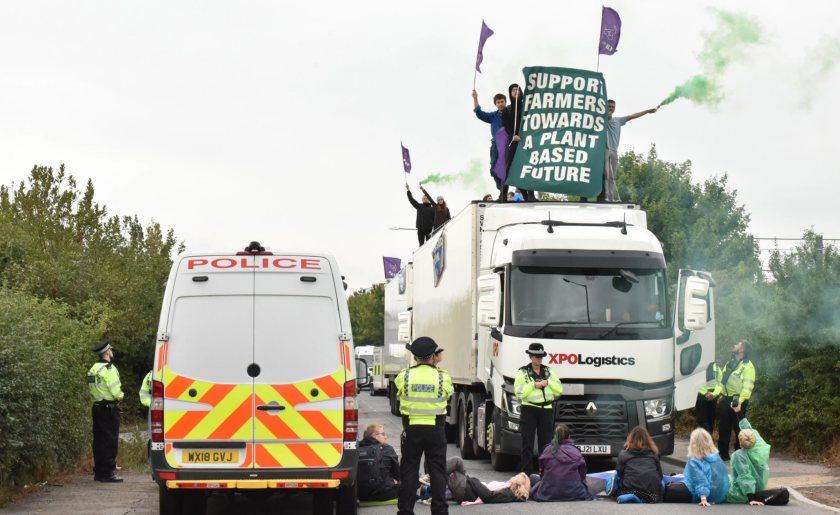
[514,365,563,409]
[712,359,756,402]
[698,363,723,395]
[139,371,152,407]
[395,364,453,426]
[87,361,125,402]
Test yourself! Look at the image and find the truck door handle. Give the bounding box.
[257,403,286,412]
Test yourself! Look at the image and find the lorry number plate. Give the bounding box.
[183,450,239,464]
[576,445,610,455]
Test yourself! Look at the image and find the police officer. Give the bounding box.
[87,338,124,482]
[514,343,563,474]
[695,362,722,434]
[139,370,152,408]
[395,337,453,515]
[712,340,756,460]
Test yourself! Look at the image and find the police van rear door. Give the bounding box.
[251,255,347,469]
[162,254,256,469]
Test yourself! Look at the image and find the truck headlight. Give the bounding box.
[644,398,671,419]
[504,392,521,418]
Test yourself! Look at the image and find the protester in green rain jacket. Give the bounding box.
[725,418,770,504]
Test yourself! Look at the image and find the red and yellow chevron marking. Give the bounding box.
[341,342,352,375]
[254,442,343,468]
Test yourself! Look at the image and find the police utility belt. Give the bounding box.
[93,400,120,407]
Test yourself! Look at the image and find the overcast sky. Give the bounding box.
[1,1,838,290]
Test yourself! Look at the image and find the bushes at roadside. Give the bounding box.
[0,289,109,500]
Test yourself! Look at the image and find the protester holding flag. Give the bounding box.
[406,185,435,246]
[598,99,657,202]
[429,193,451,232]
[472,89,507,192]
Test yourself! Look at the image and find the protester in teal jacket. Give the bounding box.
[684,428,730,506]
[726,418,770,504]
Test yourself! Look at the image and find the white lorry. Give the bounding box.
[395,201,715,470]
[372,269,412,412]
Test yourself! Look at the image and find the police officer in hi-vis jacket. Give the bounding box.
[514,343,563,475]
[395,337,454,515]
[87,338,124,482]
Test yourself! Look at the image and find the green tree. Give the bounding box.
[348,283,384,346]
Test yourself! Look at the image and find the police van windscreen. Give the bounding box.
[510,267,668,336]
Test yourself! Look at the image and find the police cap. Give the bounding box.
[526,343,547,357]
[91,338,112,355]
[408,336,441,359]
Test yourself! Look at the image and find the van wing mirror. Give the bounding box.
[355,358,371,388]
[397,310,412,344]
[683,276,710,330]
[477,274,501,327]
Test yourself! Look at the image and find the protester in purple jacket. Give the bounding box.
[529,424,594,502]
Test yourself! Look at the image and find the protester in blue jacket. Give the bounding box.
[684,428,730,506]
[472,89,507,192]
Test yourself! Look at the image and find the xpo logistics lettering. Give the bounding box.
[388,200,717,471]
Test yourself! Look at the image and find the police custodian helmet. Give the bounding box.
[408,337,442,359]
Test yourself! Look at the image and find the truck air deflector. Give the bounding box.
[511,249,665,269]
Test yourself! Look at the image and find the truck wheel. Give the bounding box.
[388,383,400,416]
[458,396,476,459]
[469,392,489,459]
[488,411,519,472]
[159,484,182,515]
[335,482,358,515]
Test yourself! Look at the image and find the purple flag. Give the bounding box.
[475,20,494,73]
[599,7,621,56]
[401,143,411,173]
[383,256,401,279]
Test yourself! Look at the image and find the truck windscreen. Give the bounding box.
[510,267,668,338]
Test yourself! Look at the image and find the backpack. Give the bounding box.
[357,443,387,497]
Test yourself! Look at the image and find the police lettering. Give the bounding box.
[547,353,636,367]
[411,384,436,393]
[186,257,321,271]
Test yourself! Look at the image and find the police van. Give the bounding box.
[149,242,364,514]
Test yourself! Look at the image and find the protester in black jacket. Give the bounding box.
[616,426,664,503]
[358,424,400,502]
[406,185,435,246]
[501,83,535,201]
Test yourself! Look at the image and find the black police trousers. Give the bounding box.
[519,405,553,475]
[717,397,748,460]
[92,403,120,478]
[398,424,448,515]
[695,392,717,435]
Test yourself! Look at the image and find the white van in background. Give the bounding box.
[149,241,364,515]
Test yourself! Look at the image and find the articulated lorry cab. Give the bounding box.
[395,202,715,470]
[150,242,365,514]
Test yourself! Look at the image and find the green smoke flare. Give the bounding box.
[659,9,763,108]
[420,159,486,191]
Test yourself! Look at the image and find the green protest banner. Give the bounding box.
[507,67,608,197]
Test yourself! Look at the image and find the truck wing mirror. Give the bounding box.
[477,274,501,327]
[683,276,710,330]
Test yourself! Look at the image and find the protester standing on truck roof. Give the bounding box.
[514,343,563,475]
[396,337,453,515]
[501,83,536,202]
[472,89,507,193]
[406,184,435,246]
[87,338,124,483]
[598,99,657,202]
[712,340,757,461]
[429,193,451,232]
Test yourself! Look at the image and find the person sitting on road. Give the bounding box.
[445,456,530,505]
[357,423,400,502]
[684,428,730,507]
[725,417,789,506]
[529,424,594,502]
[615,426,664,503]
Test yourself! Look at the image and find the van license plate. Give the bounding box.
[182,450,239,464]
[576,445,610,455]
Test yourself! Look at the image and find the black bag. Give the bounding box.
[754,488,789,506]
[357,443,387,497]
[662,482,692,503]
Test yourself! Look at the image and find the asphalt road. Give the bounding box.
[0,391,831,514]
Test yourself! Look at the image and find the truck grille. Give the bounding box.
[565,422,629,440]
[555,400,626,420]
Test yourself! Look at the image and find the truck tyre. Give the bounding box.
[158,484,182,515]
[458,395,476,459]
[469,392,490,459]
[336,482,358,515]
[388,383,400,416]
[488,410,519,472]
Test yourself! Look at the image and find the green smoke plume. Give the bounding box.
[659,9,763,108]
[420,159,486,191]
[799,37,840,108]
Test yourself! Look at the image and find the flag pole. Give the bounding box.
[509,87,519,148]
[597,5,603,72]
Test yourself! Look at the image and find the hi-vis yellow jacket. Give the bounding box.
[87,361,124,402]
[514,365,563,409]
[395,364,453,426]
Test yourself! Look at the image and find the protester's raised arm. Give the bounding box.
[625,108,657,122]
